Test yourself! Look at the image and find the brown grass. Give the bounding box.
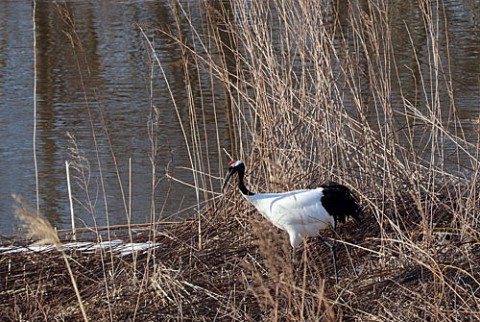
[2,186,479,320]
[1,0,479,321]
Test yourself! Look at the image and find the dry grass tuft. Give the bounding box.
[11,195,89,322]
[12,194,62,247]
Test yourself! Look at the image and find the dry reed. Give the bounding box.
[11,195,89,322]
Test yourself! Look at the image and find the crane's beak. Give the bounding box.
[222,167,235,192]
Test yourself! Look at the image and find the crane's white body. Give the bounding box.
[243,188,334,248]
[223,160,361,256]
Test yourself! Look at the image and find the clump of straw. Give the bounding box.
[13,194,62,247]
[12,194,89,322]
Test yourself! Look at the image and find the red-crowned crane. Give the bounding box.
[222,160,362,282]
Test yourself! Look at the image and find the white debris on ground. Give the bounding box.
[0,240,157,256]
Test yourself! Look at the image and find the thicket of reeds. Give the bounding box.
[1,0,479,321]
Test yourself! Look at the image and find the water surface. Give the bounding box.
[0,1,478,235]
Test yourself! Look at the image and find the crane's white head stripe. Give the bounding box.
[228,160,243,168]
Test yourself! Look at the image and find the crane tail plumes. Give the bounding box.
[320,182,362,225]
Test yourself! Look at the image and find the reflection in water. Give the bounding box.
[333,0,479,171]
[0,1,478,235]
[0,1,230,234]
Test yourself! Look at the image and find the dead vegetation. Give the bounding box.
[1,181,480,321]
[0,180,480,321]
[2,0,479,320]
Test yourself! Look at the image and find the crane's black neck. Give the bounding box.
[236,165,255,196]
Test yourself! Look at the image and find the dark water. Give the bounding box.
[0,1,229,234]
[0,1,478,235]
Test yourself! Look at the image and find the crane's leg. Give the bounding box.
[290,237,309,274]
[331,242,339,284]
[302,237,309,266]
[289,232,303,264]
[320,238,338,283]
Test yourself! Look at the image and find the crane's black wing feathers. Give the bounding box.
[320,182,362,225]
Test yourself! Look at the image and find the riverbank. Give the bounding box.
[1,182,479,321]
